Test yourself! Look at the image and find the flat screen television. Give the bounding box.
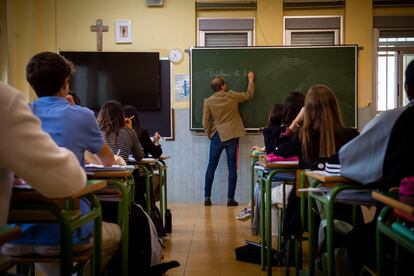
[60,51,160,111]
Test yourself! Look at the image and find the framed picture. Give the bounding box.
[115,20,132,43]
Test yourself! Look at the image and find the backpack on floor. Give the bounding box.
[235,242,278,266]
[129,203,162,270]
[129,203,180,275]
[149,190,167,238]
[133,170,167,238]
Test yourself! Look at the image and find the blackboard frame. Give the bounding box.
[190,45,358,131]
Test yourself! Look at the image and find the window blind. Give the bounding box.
[205,33,248,47]
[291,31,335,45]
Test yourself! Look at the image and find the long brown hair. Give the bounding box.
[300,85,344,163]
[97,100,125,142]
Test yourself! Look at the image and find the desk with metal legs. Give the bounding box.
[257,157,298,276]
[155,156,170,225]
[305,171,364,276]
[88,169,134,276]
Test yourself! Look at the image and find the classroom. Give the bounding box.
[1,0,414,275]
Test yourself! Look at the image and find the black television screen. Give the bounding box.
[60,51,160,111]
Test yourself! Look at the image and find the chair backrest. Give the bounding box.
[295,170,308,197]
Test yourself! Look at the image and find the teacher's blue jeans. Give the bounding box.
[204,132,239,200]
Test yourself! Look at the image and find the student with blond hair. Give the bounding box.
[274,84,359,265]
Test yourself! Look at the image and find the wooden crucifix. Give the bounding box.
[90,19,108,51]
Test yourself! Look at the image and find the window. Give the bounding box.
[284,16,342,46]
[376,39,414,111]
[374,16,414,111]
[198,18,255,47]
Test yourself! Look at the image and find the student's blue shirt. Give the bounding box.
[11,96,105,246]
[29,96,104,165]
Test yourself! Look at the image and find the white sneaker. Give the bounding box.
[236,208,252,221]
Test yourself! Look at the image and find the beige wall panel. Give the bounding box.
[345,0,373,109]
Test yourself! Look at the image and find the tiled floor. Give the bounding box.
[8,203,298,276]
[163,203,292,276]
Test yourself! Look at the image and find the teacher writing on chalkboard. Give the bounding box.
[202,71,255,207]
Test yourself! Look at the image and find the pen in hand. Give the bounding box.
[116,149,121,156]
[124,116,134,129]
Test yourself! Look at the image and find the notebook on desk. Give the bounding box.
[127,156,157,163]
[84,164,134,171]
[271,160,299,165]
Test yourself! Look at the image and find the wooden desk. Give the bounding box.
[305,171,354,184]
[9,180,106,276]
[372,191,414,216]
[158,155,170,161]
[305,172,362,276]
[257,158,298,275]
[88,170,132,179]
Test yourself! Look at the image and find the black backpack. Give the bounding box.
[149,192,167,238]
[129,203,179,275]
[133,170,166,238]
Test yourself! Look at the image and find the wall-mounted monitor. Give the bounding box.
[60,51,160,111]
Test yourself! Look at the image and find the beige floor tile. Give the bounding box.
[185,261,221,271]
[162,203,303,276]
[219,260,259,271]
[187,255,220,265]
[185,271,220,276]
[165,268,185,276]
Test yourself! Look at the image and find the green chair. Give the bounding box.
[306,172,372,276]
[6,180,105,276]
[376,203,414,275]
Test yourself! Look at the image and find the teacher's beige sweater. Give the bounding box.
[202,81,255,142]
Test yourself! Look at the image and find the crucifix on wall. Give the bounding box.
[90,19,108,51]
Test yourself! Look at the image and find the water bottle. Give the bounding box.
[165,209,172,233]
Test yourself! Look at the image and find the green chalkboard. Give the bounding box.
[190,46,357,130]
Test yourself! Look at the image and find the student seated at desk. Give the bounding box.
[0,81,87,265]
[237,92,304,236]
[339,59,414,190]
[97,100,144,162]
[122,105,163,158]
[275,84,359,264]
[2,52,121,275]
[122,105,164,203]
[336,59,414,273]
